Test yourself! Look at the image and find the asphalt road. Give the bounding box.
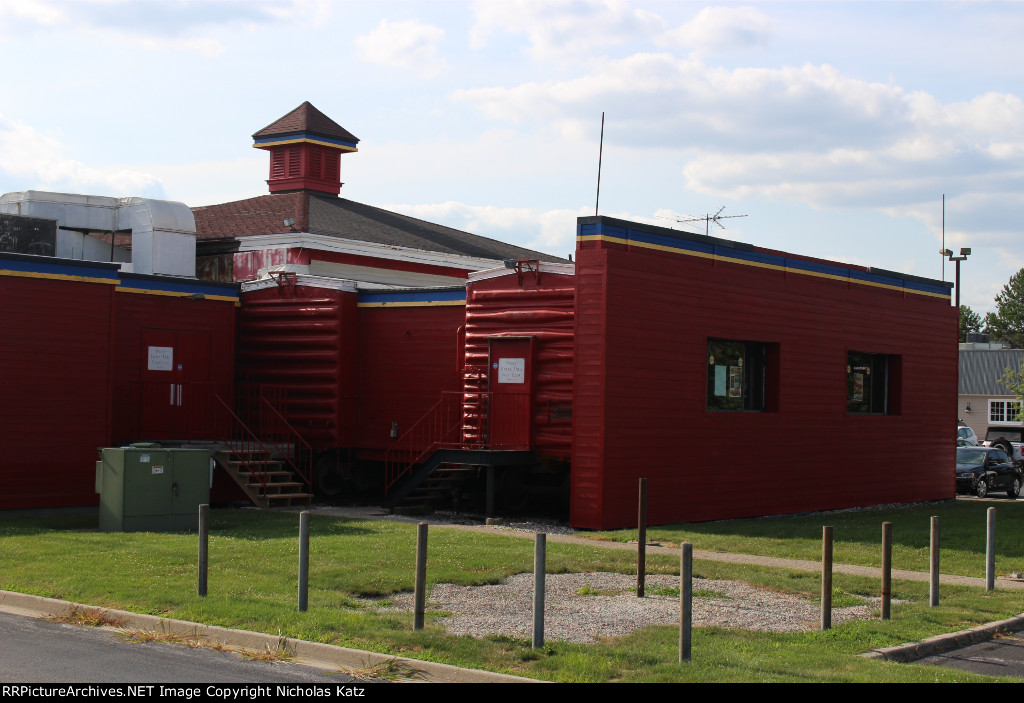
[0,611,356,684]
[918,629,1024,680]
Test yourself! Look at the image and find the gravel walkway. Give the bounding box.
[368,572,880,643]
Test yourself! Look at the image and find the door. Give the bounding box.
[139,329,212,439]
[487,337,533,449]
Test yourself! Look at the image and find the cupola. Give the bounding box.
[252,102,360,196]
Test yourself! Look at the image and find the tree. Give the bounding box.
[1000,365,1024,424]
[959,305,982,342]
[985,268,1024,349]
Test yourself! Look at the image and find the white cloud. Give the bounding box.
[380,201,582,255]
[0,0,321,55]
[0,0,68,27]
[469,0,663,62]
[455,54,1024,203]
[355,19,448,78]
[659,5,775,55]
[454,56,914,151]
[0,115,160,195]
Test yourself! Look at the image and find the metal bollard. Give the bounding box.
[881,521,892,620]
[198,504,209,598]
[679,542,692,662]
[414,523,428,630]
[821,526,833,630]
[533,533,546,649]
[298,511,310,612]
[986,507,996,592]
[930,516,940,607]
[637,477,647,598]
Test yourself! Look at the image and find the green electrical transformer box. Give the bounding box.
[96,446,211,532]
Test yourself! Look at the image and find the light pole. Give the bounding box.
[940,247,971,309]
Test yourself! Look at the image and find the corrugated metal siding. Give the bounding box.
[0,275,114,508]
[959,349,1024,395]
[355,304,465,458]
[464,271,575,456]
[573,235,958,529]
[237,285,356,446]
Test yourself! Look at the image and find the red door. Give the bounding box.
[138,329,212,439]
[487,337,533,449]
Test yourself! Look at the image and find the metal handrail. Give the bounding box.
[383,391,532,495]
[255,394,314,491]
[210,392,278,491]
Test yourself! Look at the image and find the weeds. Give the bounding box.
[118,628,227,651]
[242,634,296,663]
[48,606,123,628]
[345,657,425,681]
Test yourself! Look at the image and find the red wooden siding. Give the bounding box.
[356,303,465,459]
[237,284,357,447]
[111,292,236,444]
[572,223,957,529]
[0,274,115,508]
[464,270,575,456]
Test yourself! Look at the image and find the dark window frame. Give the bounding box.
[706,338,778,412]
[847,351,901,415]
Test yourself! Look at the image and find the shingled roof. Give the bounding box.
[191,191,563,262]
[252,101,359,143]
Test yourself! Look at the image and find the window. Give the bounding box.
[707,339,774,412]
[989,399,1022,424]
[847,352,899,414]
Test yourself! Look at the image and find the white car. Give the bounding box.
[958,425,979,446]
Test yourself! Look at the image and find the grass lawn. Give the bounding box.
[1,506,1022,682]
[587,500,1024,579]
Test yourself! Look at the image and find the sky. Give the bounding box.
[0,0,1021,314]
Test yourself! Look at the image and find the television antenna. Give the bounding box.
[670,206,747,236]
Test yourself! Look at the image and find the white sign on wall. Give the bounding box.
[498,358,526,384]
[148,346,173,371]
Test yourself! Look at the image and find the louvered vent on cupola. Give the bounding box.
[252,102,360,196]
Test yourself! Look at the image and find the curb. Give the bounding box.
[0,590,540,684]
[861,614,1024,662]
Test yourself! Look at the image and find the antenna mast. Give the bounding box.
[672,206,747,236]
[595,112,605,216]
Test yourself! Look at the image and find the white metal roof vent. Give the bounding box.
[0,190,197,277]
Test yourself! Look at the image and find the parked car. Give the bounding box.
[957,424,979,446]
[956,446,1022,498]
[982,427,1024,462]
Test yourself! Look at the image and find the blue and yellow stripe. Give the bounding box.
[0,253,239,302]
[253,132,358,152]
[577,219,952,300]
[117,274,239,303]
[0,254,120,285]
[358,289,466,308]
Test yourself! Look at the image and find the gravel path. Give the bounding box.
[368,572,880,643]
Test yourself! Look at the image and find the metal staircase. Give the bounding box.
[125,381,314,508]
[383,390,534,511]
[211,386,314,508]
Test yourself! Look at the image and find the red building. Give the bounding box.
[0,103,959,527]
[196,103,563,498]
[568,216,956,527]
[0,250,237,510]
